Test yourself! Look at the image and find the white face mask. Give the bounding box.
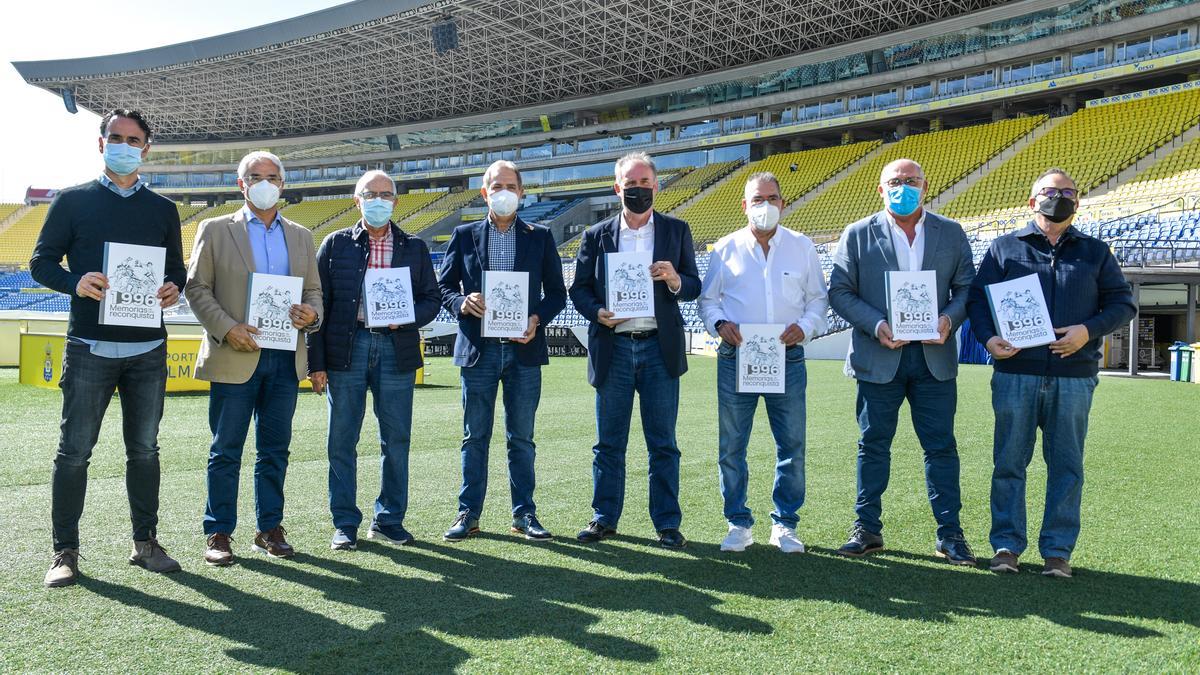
[488,189,519,218]
[246,179,281,211]
[747,202,780,232]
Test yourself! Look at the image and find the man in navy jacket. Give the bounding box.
[967,168,1135,579]
[437,160,566,542]
[568,152,701,549]
[308,171,441,552]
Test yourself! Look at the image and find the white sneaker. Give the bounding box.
[720,525,754,552]
[770,523,805,553]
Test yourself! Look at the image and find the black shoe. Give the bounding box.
[511,513,552,540]
[330,528,358,551]
[837,524,884,557]
[657,528,687,549]
[576,520,617,543]
[935,534,977,566]
[443,511,480,542]
[368,522,413,546]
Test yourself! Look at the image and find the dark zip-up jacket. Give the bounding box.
[307,221,441,374]
[967,221,1136,378]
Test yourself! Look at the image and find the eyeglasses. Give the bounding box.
[884,177,924,188]
[244,175,283,186]
[360,191,396,200]
[1037,187,1078,200]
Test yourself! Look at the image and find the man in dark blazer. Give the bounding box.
[308,171,442,552]
[828,158,977,565]
[569,152,701,549]
[437,160,567,542]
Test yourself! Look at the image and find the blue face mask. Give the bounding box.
[884,183,923,217]
[362,198,393,227]
[103,142,143,176]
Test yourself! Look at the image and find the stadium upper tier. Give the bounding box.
[677,141,882,244]
[782,115,1047,239]
[944,87,1200,220]
[13,0,1057,144]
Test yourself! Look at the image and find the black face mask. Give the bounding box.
[622,186,654,214]
[1038,196,1076,223]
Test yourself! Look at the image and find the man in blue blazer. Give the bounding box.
[568,152,701,549]
[827,158,977,565]
[437,160,567,542]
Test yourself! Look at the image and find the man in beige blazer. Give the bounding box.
[184,151,322,567]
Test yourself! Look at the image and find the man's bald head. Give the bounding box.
[879,159,925,186]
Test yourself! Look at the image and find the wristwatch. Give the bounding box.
[714,320,729,331]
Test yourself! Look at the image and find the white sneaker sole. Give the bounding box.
[720,540,753,552]
[1042,568,1072,578]
[770,540,806,554]
[367,530,411,546]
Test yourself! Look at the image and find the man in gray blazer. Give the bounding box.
[827,158,977,565]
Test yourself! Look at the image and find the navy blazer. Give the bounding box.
[568,211,701,387]
[437,216,567,367]
[308,221,441,374]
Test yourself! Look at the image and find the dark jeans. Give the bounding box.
[854,343,963,539]
[591,335,682,531]
[716,342,807,529]
[326,330,416,531]
[990,372,1097,560]
[203,349,299,536]
[52,341,167,551]
[458,340,541,520]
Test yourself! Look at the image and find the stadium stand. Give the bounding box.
[1084,135,1200,210]
[0,203,26,224]
[783,115,1046,240]
[654,160,744,214]
[944,88,1200,220]
[0,204,51,267]
[517,198,583,224]
[398,190,481,235]
[175,202,208,223]
[676,141,881,245]
[279,197,357,230]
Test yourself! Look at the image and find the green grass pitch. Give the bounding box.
[0,357,1197,672]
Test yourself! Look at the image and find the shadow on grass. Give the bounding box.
[79,539,770,672]
[542,536,1200,638]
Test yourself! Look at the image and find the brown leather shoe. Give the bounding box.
[252,526,295,558]
[44,548,80,588]
[204,533,234,567]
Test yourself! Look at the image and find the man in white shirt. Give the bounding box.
[698,172,829,553]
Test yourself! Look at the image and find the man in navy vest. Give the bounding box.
[437,160,566,542]
[31,109,187,587]
[308,170,441,551]
[569,152,701,549]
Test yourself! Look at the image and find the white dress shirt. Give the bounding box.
[614,212,657,334]
[885,208,926,272]
[698,225,829,345]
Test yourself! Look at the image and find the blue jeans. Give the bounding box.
[716,342,807,529]
[591,335,682,530]
[990,371,1097,560]
[326,330,416,531]
[458,340,541,519]
[854,343,963,539]
[52,341,167,550]
[203,349,299,536]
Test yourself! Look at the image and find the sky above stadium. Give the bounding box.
[0,1,349,203]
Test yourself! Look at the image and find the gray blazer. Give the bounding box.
[828,210,975,384]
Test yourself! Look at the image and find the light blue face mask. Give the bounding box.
[103,142,143,176]
[362,198,393,227]
[885,183,923,217]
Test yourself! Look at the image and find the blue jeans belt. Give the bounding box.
[617,330,658,340]
[357,322,393,335]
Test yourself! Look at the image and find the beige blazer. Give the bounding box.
[184,209,323,384]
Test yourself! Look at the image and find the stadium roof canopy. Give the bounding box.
[14,0,1022,144]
